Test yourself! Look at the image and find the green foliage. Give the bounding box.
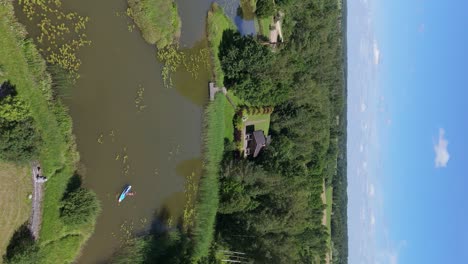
[0,117,39,161]
[213,0,347,262]
[48,64,75,98]
[239,0,256,20]
[0,2,98,263]
[112,237,150,264]
[219,31,291,105]
[112,229,192,264]
[207,3,236,86]
[0,93,30,123]
[191,95,226,261]
[128,0,181,49]
[35,235,83,264]
[61,188,100,227]
[330,128,348,264]
[0,90,39,161]
[3,224,39,264]
[218,160,270,214]
[255,0,275,18]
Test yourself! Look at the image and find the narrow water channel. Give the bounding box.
[16,0,252,262]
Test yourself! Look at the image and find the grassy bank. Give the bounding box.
[189,4,238,261]
[206,3,236,86]
[192,94,227,261]
[207,2,236,144]
[0,162,31,261]
[0,1,97,263]
[128,0,181,49]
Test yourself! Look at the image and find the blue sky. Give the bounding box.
[348,0,468,263]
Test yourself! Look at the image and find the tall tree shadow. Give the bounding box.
[3,222,38,262]
[111,206,192,264]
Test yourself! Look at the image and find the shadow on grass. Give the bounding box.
[0,80,17,99]
[64,173,82,196]
[2,222,38,263]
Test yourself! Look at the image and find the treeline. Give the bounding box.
[0,81,39,161]
[213,0,347,262]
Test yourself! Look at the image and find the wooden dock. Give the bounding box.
[209,82,237,108]
[209,82,222,101]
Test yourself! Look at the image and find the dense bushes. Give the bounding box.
[255,0,275,18]
[220,31,291,105]
[128,0,181,49]
[60,188,100,227]
[214,0,347,262]
[3,224,39,264]
[0,84,39,161]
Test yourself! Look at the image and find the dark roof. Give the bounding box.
[253,130,266,157]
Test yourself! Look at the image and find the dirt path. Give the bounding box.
[321,181,331,264]
[321,181,327,226]
[29,161,45,240]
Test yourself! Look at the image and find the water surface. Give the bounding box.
[16,0,251,262]
[61,0,209,262]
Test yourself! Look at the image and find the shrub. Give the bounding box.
[219,31,290,105]
[255,0,275,18]
[0,92,39,161]
[128,0,181,49]
[3,224,39,264]
[61,188,100,227]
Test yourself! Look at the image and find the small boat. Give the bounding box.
[118,185,132,203]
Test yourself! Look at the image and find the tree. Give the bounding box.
[0,92,39,161]
[219,31,291,105]
[61,188,100,227]
[3,224,39,264]
[255,0,275,18]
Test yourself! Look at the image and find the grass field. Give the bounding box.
[257,16,272,38]
[0,162,31,262]
[0,2,96,263]
[245,112,271,134]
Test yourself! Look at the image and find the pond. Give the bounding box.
[16,0,253,262]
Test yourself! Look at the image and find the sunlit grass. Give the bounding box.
[192,94,227,261]
[206,3,236,87]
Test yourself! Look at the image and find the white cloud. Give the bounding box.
[360,144,364,152]
[434,128,450,168]
[373,40,381,65]
[370,212,376,226]
[368,183,375,198]
[386,240,407,264]
[361,102,367,112]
